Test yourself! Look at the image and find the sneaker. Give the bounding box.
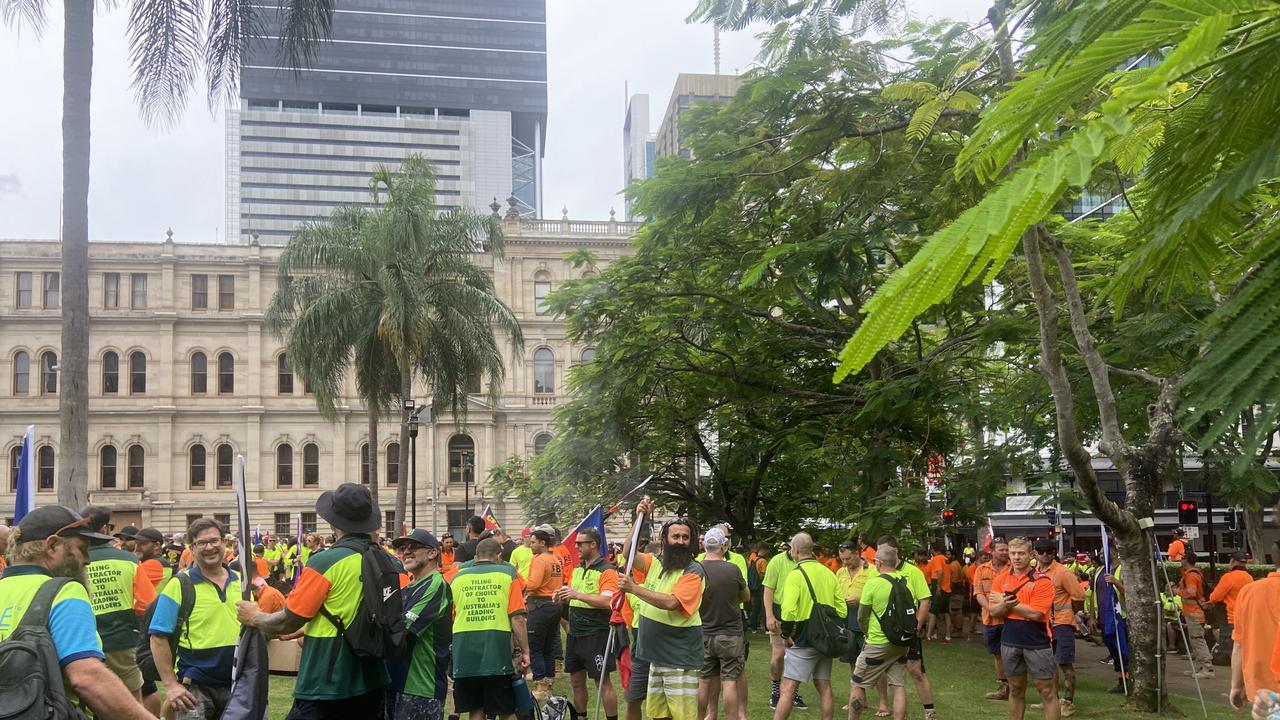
[793,695,810,710]
[1193,670,1216,680]
[984,683,1009,701]
[1061,699,1076,717]
[1029,703,1043,710]
[770,694,780,710]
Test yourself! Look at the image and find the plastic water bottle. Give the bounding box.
[1266,691,1280,720]
[174,681,205,720]
[511,675,534,712]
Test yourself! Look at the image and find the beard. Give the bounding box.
[53,554,88,586]
[661,542,693,571]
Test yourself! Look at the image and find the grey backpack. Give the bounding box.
[0,578,89,720]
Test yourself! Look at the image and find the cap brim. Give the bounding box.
[76,530,116,542]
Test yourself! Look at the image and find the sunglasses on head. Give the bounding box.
[52,515,91,538]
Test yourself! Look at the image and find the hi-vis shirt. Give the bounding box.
[451,561,526,678]
[0,566,103,665]
[86,544,156,651]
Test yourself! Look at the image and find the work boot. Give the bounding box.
[1061,699,1076,717]
[792,694,810,710]
[984,682,1009,700]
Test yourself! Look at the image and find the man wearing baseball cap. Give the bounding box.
[389,529,451,720]
[114,525,139,552]
[237,483,392,718]
[80,505,157,700]
[0,505,152,719]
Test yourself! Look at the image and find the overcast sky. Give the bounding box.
[0,0,989,242]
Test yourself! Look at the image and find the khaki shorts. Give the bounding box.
[103,647,144,692]
[851,643,908,689]
[700,634,746,680]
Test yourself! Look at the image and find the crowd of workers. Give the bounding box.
[0,485,1277,720]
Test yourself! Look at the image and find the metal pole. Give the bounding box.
[410,428,417,529]
[430,420,438,534]
[1205,493,1217,582]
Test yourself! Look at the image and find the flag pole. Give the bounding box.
[1100,523,1128,694]
[596,507,646,720]
[604,475,654,518]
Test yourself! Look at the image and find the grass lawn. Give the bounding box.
[265,632,1239,719]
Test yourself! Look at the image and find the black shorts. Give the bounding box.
[907,636,925,673]
[565,630,616,679]
[286,690,386,720]
[930,590,950,616]
[452,676,516,716]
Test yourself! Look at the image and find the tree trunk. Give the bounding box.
[1243,506,1265,560]
[394,368,412,533]
[58,0,93,510]
[367,410,380,513]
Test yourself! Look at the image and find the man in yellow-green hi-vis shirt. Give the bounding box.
[149,517,241,719]
[452,537,530,720]
[775,532,845,720]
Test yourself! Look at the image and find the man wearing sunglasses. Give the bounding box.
[0,505,153,719]
[556,527,620,720]
[389,529,451,720]
[1032,539,1085,718]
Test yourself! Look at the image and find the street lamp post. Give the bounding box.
[461,450,474,516]
[406,402,428,529]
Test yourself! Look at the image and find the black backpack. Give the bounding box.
[135,574,196,682]
[0,578,89,720]
[794,565,855,659]
[320,537,407,658]
[874,574,918,647]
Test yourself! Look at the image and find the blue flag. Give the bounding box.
[14,426,35,523]
[562,505,607,569]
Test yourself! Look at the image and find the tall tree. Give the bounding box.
[267,156,522,531]
[2,0,336,507]
[787,0,1280,710]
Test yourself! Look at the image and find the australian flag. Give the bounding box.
[561,505,607,569]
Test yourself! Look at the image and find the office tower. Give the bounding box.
[622,94,656,221]
[226,0,548,244]
[653,73,741,160]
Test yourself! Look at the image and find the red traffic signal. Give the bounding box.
[1177,499,1199,525]
[942,508,956,523]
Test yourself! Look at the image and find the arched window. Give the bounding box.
[277,444,293,488]
[386,443,400,486]
[100,446,117,489]
[534,272,552,315]
[533,433,552,455]
[40,351,57,394]
[580,347,596,364]
[533,348,554,394]
[303,443,319,488]
[9,446,19,491]
[191,352,208,394]
[448,435,475,485]
[127,445,144,488]
[217,352,234,394]
[216,443,233,488]
[189,445,206,488]
[359,443,370,485]
[102,351,119,394]
[13,351,29,395]
[277,354,294,395]
[129,351,146,394]
[37,445,54,490]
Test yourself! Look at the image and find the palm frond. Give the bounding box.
[0,0,47,36]
[205,0,262,107]
[274,0,335,72]
[127,0,205,128]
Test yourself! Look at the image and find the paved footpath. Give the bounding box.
[1071,632,1231,707]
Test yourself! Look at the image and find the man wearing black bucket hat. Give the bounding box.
[237,483,394,720]
[0,505,153,719]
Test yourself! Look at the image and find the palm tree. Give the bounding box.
[1,0,336,507]
[267,155,523,531]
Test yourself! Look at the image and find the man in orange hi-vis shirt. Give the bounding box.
[1211,552,1255,656]
[1228,542,1280,713]
[1172,552,1214,678]
[991,537,1058,720]
[974,539,1011,700]
[525,528,565,701]
[926,544,953,642]
[1035,539,1086,717]
[1167,529,1188,561]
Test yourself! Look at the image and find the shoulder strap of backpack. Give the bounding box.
[175,574,197,648]
[796,563,819,605]
[17,577,73,629]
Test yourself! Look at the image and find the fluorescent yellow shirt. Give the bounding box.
[835,564,877,603]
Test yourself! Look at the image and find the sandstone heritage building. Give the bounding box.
[0,211,636,535]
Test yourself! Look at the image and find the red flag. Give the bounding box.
[480,504,501,530]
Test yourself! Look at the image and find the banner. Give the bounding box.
[293,513,304,587]
[13,425,35,523]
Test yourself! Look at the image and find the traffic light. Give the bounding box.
[1045,507,1058,526]
[1224,530,1241,548]
[942,508,956,523]
[1177,499,1200,525]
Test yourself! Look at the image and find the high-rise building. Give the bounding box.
[653,73,741,160]
[622,94,656,221]
[226,0,548,244]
